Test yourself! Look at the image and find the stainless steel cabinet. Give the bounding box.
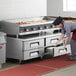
[0,32,6,68]
[6,37,44,63]
[46,44,71,57]
[46,34,63,47]
[24,39,44,50]
[0,44,6,63]
[24,48,44,60]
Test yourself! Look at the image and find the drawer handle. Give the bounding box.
[30,51,39,57]
[59,48,67,53]
[59,48,67,51]
[50,38,59,43]
[30,42,39,47]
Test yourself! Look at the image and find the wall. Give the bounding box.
[0,0,47,20]
[47,0,76,18]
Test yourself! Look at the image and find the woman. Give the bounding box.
[53,16,76,61]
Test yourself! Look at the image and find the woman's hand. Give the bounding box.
[60,45,66,50]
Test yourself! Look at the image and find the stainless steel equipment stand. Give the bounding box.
[0,32,6,68]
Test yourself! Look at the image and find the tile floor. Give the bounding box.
[41,65,76,76]
[0,58,76,76]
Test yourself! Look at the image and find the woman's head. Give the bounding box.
[53,16,63,28]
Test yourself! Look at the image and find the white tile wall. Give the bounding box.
[0,0,47,20]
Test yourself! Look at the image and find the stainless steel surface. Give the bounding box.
[6,37,44,61]
[24,48,44,60]
[0,20,54,35]
[6,37,23,60]
[24,38,44,50]
[46,33,63,47]
[0,32,6,68]
[0,21,19,35]
[46,44,71,57]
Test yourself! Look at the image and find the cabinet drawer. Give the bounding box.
[23,48,44,60]
[24,39,44,50]
[54,45,71,56]
[46,35,63,46]
[46,44,71,57]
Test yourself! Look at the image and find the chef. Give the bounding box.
[52,16,76,61]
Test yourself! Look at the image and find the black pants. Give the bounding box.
[70,40,76,59]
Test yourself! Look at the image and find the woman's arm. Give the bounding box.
[56,34,65,44]
[64,36,70,47]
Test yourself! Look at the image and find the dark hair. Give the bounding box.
[52,16,63,26]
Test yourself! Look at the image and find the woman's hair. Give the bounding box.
[52,16,63,26]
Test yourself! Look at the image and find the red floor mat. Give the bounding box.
[0,64,55,76]
[34,55,76,69]
[0,55,76,76]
